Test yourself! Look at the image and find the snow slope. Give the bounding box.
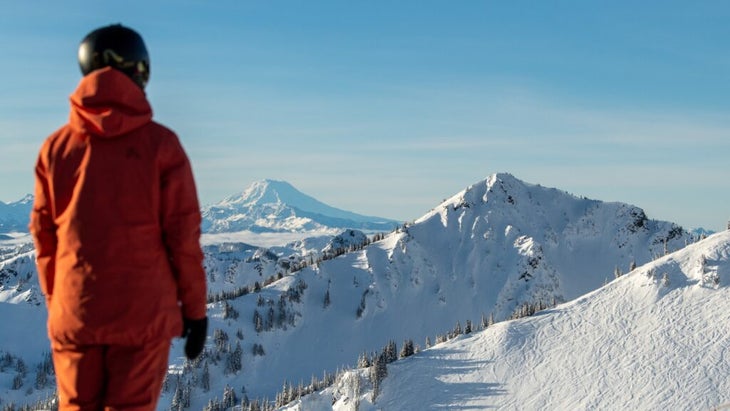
[201,180,401,233]
[290,229,730,410]
[153,173,696,407]
[0,173,703,408]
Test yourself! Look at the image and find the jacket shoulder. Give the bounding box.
[146,121,179,139]
[38,125,80,158]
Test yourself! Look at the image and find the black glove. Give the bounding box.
[181,317,208,360]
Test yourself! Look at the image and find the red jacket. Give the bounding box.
[30,67,207,345]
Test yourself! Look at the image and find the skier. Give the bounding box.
[29,24,207,410]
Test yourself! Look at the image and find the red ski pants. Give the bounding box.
[51,340,171,411]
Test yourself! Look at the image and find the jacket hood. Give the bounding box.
[69,67,153,138]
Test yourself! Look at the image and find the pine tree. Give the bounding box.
[222,301,239,319]
[225,341,243,374]
[369,352,388,401]
[383,340,398,363]
[171,384,183,410]
[453,320,462,337]
[15,358,26,376]
[357,352,371,368]
[223,385,237,409]
[201,362,210,392]
[399,339,415,358]
[253,310,263,333]
[267,306,275,331]
[480,313,491,330]
[11,373,23,390]
[213,329,229,354]
[204,399,222,411]
[34,366,47,390]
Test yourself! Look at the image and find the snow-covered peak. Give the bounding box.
[0,173,711,408]
[202,180,400,233]
[286,230,730,410]
[222,180,303,208]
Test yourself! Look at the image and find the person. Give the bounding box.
[29,24,208,410]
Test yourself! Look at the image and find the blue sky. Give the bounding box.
[1,1,728,231]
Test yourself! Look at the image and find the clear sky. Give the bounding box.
[1,1,728,231]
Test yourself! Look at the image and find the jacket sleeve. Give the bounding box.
[29,148,57,306]
[159,133,207,320]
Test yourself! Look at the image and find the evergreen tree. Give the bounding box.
[223,385,237,408]
[370,352,388,401]
[452,320,462,337]
[222,301,239,320]
[15,358,26,376]
[357,352,371,368]
[213,328,229,353]
[171,385,183,410]
[201,362,210,392]
[34,366,47,390]
[399,339,415,358]
[480,313,489,330]
[225,341,243,374]
[252,343,265,356]
[11,373,23,390]
[253,310,263,333]
[204,399,222,411]
[267,306,275,331]
[383,340,398,363]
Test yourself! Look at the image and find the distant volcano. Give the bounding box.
[200,179,401,233]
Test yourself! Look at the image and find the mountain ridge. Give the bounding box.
[290,230,730,410]
[0,195,33,233]
[0,172,707,408]
[166,172,697,404]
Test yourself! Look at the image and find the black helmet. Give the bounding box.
[78,24,150,89]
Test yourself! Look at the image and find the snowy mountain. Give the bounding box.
[0,173,702,408]
[201,180,401,233]
[288,229,730,410]
[159,173,695,407]
[0,195,33,233]
[0,181,401,236]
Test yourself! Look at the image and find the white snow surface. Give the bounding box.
[0,173,709,409]
[286,230,730,410]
